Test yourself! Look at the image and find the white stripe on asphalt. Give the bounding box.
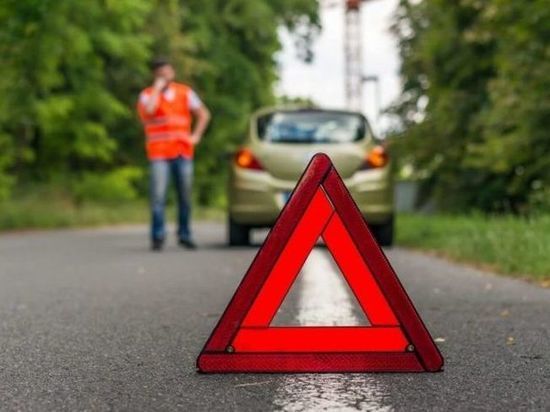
[273,248,392,412]
[295,248,363,326]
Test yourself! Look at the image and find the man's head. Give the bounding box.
[150,58,175,83]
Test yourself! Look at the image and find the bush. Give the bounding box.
[528,187,550,214]
[72,167,144,204]
[0,132,14,200]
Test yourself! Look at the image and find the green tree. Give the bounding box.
[391,0,549,213]
[140,0,319,206]
[466,0,550,212]
[0,0,152,177]
[0,0,319,206]
[391,0,497,211]
[0,0,153,206]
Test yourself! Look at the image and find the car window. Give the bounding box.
[257,111,366,143]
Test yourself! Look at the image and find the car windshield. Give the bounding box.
[257,111,366,144]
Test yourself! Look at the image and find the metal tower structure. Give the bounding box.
[323,0,378,112]
[344,0,364,111]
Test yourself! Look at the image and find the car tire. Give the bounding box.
[228,217,250,246]
[369,216,394,247]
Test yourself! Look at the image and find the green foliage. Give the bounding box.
[397,213,550,282]
[73,167,144,204]
[0,196,148,231]
[0,132,14,200]
[0,0,152,179]
[391,0,550,213]
[277,95,318,107]
[178,0,319,205]
[0,188,223,231]
[0,0,318,205]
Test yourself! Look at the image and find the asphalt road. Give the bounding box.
[0,223,548,411]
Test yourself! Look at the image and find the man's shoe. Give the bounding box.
[151,238,164,251]
[178,238,197,250]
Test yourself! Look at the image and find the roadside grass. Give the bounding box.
[396,214,550,284]
[0,192,224,232]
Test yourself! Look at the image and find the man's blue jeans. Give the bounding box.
[150,156,193,242]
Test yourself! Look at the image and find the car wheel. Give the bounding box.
[369,216,394,247]
[228,217,250,246]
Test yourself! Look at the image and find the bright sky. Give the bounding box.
[276,0,400,134]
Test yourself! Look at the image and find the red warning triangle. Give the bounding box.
[197,154,443,373]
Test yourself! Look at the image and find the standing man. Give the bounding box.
[137,58,211,251]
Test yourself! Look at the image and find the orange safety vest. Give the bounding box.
[137,82,194,160]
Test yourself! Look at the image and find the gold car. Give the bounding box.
[228,107,394,246]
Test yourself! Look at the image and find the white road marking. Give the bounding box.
[273,249,392,412]
[295,249,364,326]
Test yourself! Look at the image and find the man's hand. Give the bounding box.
[144,77,168,115]
[189,104,211,146]
[153,76,168,91]
[189,132,202,146]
